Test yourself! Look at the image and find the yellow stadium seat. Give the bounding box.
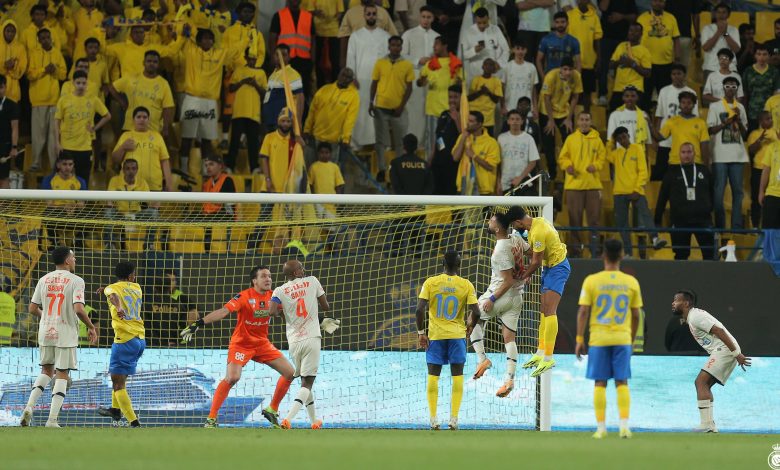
[208,226,229,253]
[756,11,780,43]
[698,11,750,32]
[168,226,205,253]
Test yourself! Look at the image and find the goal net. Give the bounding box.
[0,190,553,430]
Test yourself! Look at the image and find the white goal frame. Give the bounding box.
[0,189,554,432]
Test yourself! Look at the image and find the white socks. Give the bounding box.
[470,324,487,364]
[504,342,518,380]
[285,388,311,422]
[26,374,52,409]
[597,421,607,433]
[48,379,68,423]
[698,399,714,427]
[620,418,629,429]
[306,391,317,423]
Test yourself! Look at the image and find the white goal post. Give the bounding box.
[0,190,553,431]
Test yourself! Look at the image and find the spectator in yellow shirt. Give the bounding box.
[108,50,174,136]
[82,37,110,93]
[759,136,780,228]
[652,91,711,173]
[72,0,103,61]
[104,158,154,250]
[370,35,414,183]
[558,111,605,258]
[0,20,27,103]
[112,106,173,192]
[452,110,501,196]
[308,142,345,218]
[227,49,267,172]
[747,111,777,228]
[539,57,582,181]
[608,23,652,112]
[54,70,111,187]
[417,35,463,155]
[567,0,602,112]
[20,5,58,53]
[27,28,66,171]
[467,58,503,136]
[303,0,344,87]
[303,67,359,166]
[608,127,667,257]
[178,26,246,172]
[637,0,680,98]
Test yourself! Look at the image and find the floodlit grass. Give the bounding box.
[0,427,773,470]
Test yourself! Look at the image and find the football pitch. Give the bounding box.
[1,428,773,470]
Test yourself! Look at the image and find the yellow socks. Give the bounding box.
[537,313,546,354]
[617,384,630,421]
[114,388,138,423]
[451,375,463,419]
[543,315,558,357]
[594,385,607,423]
[111,390,118,409]
[426,375,439,418]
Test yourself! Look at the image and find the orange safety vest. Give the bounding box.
[278,7,312,59]
[202,173,233,214]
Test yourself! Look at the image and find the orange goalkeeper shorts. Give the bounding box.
[227,338,282,366]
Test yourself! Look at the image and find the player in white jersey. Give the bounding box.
[672,290,751,433]
[269,259,339,430]
[470,210,529,397]
[20,247,98,428]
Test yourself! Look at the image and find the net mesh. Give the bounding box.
[0,194,547,429]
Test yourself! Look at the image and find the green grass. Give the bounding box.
[0,428,773,470]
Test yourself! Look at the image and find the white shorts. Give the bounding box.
[478,291,523,332]
[180,94,219,140]
[289,337,321,378]
[39,346,78,370]
[702,349,738,385]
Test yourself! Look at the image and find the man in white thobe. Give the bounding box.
[461,7,510,83]
[402,5,439,148]
[346,5,391,147]
[454,0,506,51]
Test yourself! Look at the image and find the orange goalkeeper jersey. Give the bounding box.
[224,288,273,349]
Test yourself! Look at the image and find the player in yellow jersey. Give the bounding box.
[97,261,145,427]
[575,239,642,439]
[416,252,480,431]
[508,206,571,377]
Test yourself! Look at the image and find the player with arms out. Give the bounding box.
[470,209,530,397]
[97,261,145,427]
[269,260,339,430]
[575,239,641,439]
[180,266,295,428]
[510,206,570,377]
[672,290,751,433]
[416,251,480,430]
[21,247,98,427]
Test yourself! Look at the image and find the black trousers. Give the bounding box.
[315,36,340,89]
[670,222,716,260]
[652,147,671,181]
[290,57,314,101]
[764,195,780,228]
[751,167,763,228]
[226,118,262,171]
[539,114,570,181]
[646,64,673,101]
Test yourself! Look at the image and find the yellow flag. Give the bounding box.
[457,80,474,195]
[276,49,308,195]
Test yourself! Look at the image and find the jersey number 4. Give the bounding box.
[295,298,308,318]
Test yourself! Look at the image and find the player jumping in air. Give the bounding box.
[575,239,642,439]
[97,261,146,427]
[269,259,339,430]
[21,247,98,427]
[471,210,530,397]
[180,265,295,428]
[416,251,480,430]
[509,206,570,377]
[672,290,751,433]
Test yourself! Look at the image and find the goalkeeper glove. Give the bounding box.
[321,317,340,335]
[180,318,205,343]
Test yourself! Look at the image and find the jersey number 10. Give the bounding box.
[434,294,459,320]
